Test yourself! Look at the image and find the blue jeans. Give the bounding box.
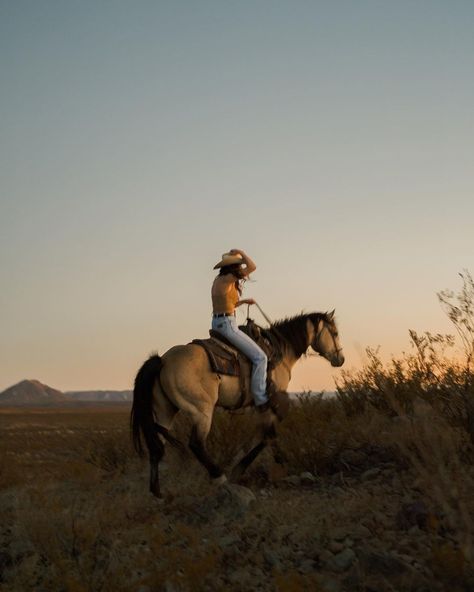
[211,315,268,406]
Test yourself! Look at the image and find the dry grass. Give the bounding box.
[2,343,474,590]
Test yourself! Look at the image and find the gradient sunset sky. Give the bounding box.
[1,1,473,393]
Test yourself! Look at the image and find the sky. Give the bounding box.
[1,1,473,393]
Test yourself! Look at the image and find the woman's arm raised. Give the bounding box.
[229,249,256,276]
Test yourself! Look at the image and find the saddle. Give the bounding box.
[190,319,283,408]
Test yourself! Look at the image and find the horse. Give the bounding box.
[130,310,344,497]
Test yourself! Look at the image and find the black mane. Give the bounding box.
[269,312,331,358]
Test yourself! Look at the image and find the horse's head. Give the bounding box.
[308,310,345,367]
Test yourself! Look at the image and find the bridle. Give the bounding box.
[312,320,343,360]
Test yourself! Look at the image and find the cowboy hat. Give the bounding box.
[213,252,243,269]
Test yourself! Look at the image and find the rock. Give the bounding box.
[339,449,368,467]
[328,540,345,554]
[319,549,334,566]
[195,483,256,523]
[273,524,293,542]
[300,471,317,485]
[397,553,416,565]
[217,532,240,548]
[262,546,281,568]
[331,526,350,541]
[396,500,429,530]
[282,475,301,486]
[372,511,390,527]
[161,581,181,592]
[298,558,317,574]
[328,548,356,572]
[318,576,342,592]
[356,549,409,576]
[360,468,381,481]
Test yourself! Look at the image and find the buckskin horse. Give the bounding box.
[131,310,344,497]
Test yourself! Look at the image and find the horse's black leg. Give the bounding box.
[230,440,267,482]
[189,424,224,480]
[145,429,165,498]
[230,421,277,482]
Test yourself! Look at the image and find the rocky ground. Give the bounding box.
[0,404,472,591]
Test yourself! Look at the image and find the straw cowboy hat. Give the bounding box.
[213,252,244,269]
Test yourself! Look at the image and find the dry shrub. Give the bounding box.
[139,522,221,592]
[83,428,136,474]
[14,488,131,592]
[336,330,474,574]
[276,393,359,474]
[273,569,320,591]
[208,410,260,467]
[392,415,474,567]
[12,483,222,592]
[0,455,21,491]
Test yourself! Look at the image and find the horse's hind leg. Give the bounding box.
[148,433,165,498]
[189,412,226,484]
[149,385,178,498]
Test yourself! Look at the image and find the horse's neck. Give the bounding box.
[281,347,300,369]
[272,347,302,391]
[269,319,311,389]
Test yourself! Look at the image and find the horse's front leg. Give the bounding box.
[229,411,278,482]
[189,412,227,484]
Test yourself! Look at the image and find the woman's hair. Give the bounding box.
[218,264,245,295]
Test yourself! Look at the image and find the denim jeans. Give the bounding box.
[211,314,268,406]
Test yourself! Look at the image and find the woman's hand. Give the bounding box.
[229,249,256,276]
[236,298,256,307]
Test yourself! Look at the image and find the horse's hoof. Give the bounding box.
[150,489,163,500]
[211,474,228,487]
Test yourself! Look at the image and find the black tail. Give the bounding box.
[130,354,163,456]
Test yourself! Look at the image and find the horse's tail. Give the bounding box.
[131,354,162,456]
[130,354,184,457]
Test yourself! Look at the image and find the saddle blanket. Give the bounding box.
[191,334,246,377]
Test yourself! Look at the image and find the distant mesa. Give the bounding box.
[66,390,132,402]
[0,379,132,406]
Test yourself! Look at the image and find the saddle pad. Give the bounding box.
[191,337,241,377]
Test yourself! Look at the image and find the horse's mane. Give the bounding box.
[269,312,331,358]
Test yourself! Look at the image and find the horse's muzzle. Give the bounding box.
[331,354,345,367]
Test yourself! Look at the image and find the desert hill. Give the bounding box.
[0,379,69,406]
[0,380,132,406]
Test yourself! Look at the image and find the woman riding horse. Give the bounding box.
[211,249,275,413]
[131,253,345,497]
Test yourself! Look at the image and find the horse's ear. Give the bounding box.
[328,309,335,320]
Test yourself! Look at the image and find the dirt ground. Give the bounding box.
[0,403,472,591]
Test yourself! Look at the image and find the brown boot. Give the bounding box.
[257,401,272,413]
[256,392,289,422]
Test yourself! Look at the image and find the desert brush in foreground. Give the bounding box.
[1,369,473,591]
